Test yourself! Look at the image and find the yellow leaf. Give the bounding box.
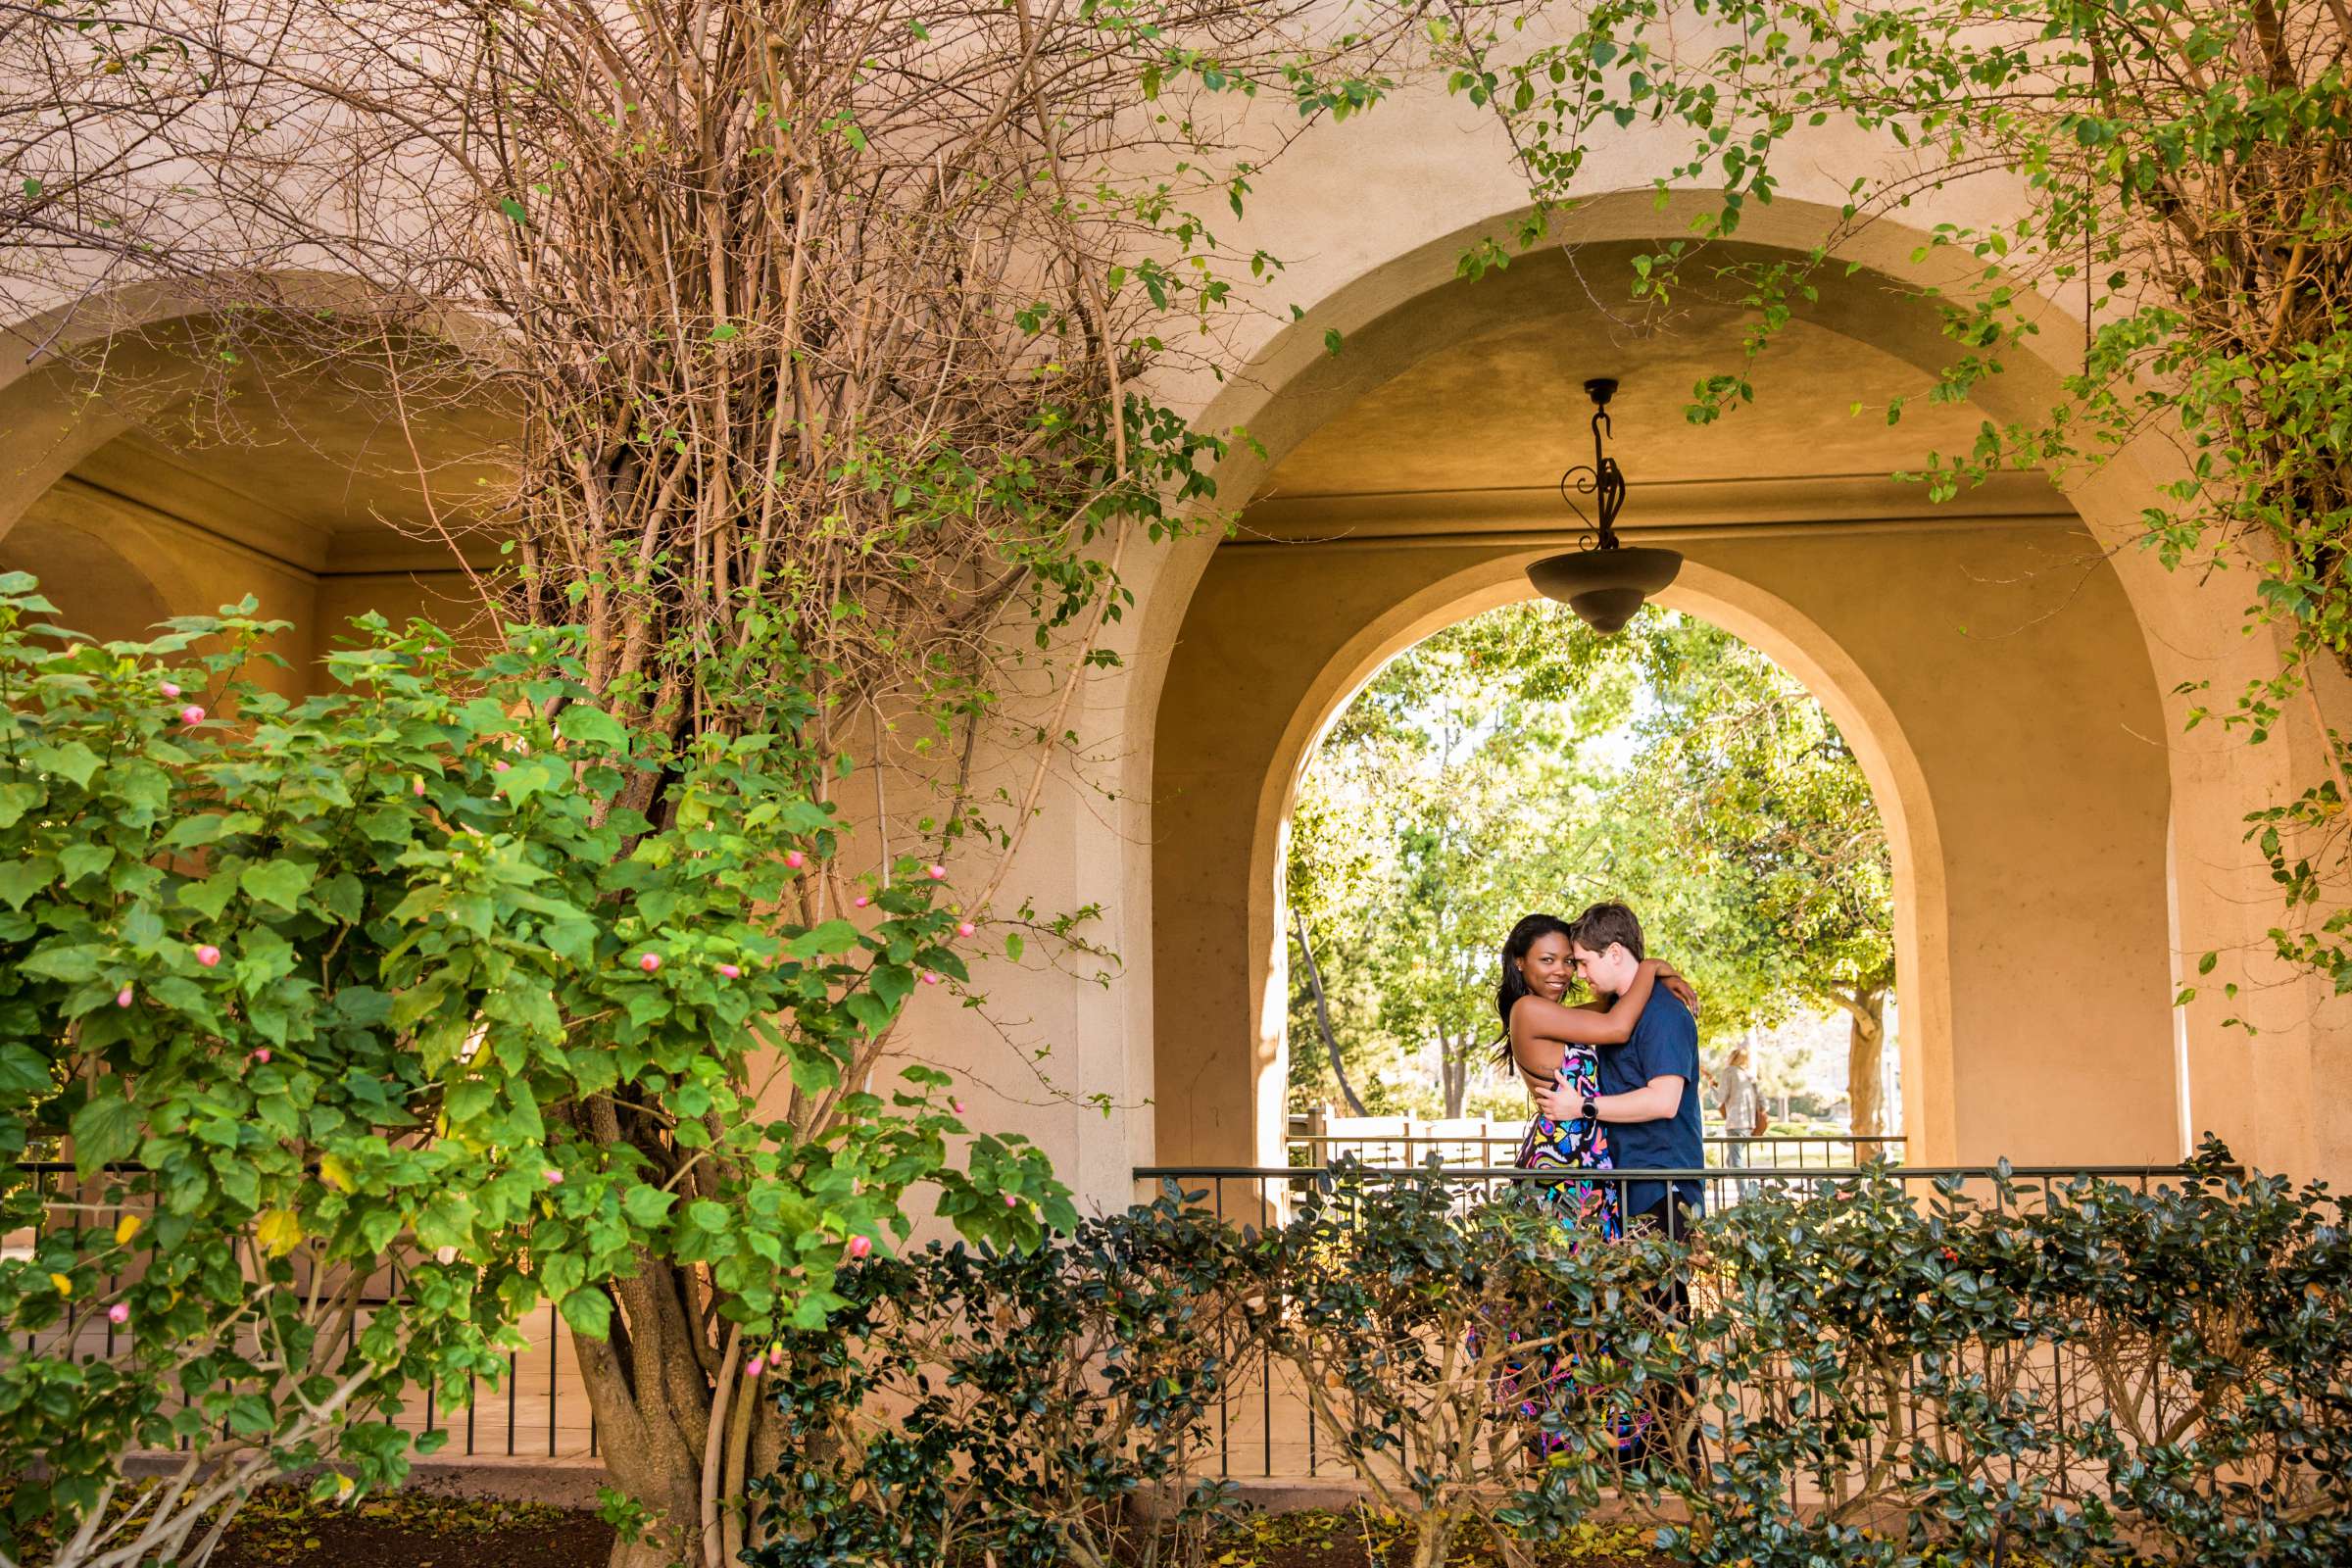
[257,1208,305,1257]
[49,1272,73,1298]
[115,1214,143,1246]
[319,1153,355,1193]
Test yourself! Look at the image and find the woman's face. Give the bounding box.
[1517,931,1574,1002]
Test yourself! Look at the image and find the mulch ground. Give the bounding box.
[189,1497,1670,1568]
[1214,1511,1670,1568]
[206,1490,614,1568]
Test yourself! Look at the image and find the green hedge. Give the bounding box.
[748,1145,2350,1568]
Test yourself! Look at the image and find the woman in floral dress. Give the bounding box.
[1490,913,1691,1454]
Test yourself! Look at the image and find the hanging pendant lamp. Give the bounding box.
[1526,378,1681,634]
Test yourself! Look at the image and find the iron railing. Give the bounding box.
[1287,1130,1907,1171]
[11,1155,2214,1479]
[7,1163,598,1460]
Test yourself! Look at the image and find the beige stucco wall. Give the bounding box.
[3,75,2345,1200]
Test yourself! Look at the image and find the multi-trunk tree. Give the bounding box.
[4,2,1411,1563]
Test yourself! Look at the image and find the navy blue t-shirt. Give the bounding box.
[1597,988,1704,1216]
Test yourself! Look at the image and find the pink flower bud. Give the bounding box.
[115,986,133,1008]
[412,776,426,797]
[492,759,511,773]
[921,971,940,986]
[1004,1192,1018,1207]
[178,706,205,725]
[744,1356,765,1378]
[854,896,869,908]
[160,681,180,699]
[543,1168,564,1185]
[956,921,975,939]
[785,850,805,869]
[848,1235,871,1258]
[250,1048,270,1064]
[107,1302,130,1326]
[717,963,740,979]
[952,1099,965,1114]
[638,953,662,973]
[926,863,947,881]
[195,944,221,967]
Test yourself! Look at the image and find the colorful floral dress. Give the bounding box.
[1495,1045,1643,1457]
[1514,1046,1622,1241]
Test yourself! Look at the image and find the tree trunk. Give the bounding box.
[1440,1040,1467,1119]
[1843,988,1888,1138]
[1292,907,1369,1117]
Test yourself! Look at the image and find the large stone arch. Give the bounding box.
[1121,190,2263,1177]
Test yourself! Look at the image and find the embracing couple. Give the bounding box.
[1494,901,1702,1243]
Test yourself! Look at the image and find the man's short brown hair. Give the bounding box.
[1570,901,1645,960]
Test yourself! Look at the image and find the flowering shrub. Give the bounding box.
[0,574,1061,1567]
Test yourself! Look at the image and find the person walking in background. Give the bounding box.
[1715,1042,1767,1202]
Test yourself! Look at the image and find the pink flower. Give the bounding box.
[638,953,662,973]
[194,944,221,968]
[160,681,180,699]
[744,1355,765,1378]
[114,986,133,1008]
[543,1168,564,1186]
[951,1098,965,1114]
[177,706,205,726]
[785,850,805,869]
[926,863,947,881]
[848,1235,871,1259]
[411,776,426,797]
[250,1048,270,1064]
[854,896,869,908]
[1004,1192,1018,1207]
[717,963,741,979]
[107,1302,130,1326]
[420,645,439,656]
[921,971,940,986]
[493,760,511,773]
[956,921,975,939]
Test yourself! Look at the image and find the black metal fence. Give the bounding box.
[1286,1130,1907,1172]
[1130,1159,2226,1481]
[9,1163,597,1460]
[12,1156,2218,1479]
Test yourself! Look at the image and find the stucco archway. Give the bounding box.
[1138,212,2182,1176]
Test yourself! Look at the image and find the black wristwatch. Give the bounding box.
[1581,1096,1599,1122]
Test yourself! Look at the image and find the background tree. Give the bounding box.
[1614,624,1898,1135]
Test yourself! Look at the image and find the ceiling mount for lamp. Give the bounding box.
[1526,377,1682,633]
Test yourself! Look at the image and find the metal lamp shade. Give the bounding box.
[1526,546,1684,634]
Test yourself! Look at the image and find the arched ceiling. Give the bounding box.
[51,340,511,575]
[1243,246,2056,534]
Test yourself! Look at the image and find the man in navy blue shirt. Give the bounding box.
[1560,901,1703,1235]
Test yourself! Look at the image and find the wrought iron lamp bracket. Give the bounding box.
[1557,378,1626,551]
